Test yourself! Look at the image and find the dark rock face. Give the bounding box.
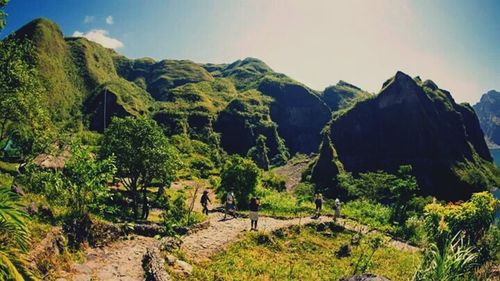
[258,79,332,154]
[473,90,500,147]
[87,90,131,132]
[330,71,495,200]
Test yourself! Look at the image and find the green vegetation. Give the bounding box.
[0,39,52,158]
[218,155,260,208]
[180,225,421,281]
[0,187,33,280]
[247,134,270,170]
[100,117,180,219]
[413,232,478,281]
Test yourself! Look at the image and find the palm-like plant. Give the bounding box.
[413,232,478,281]
[0,186,34,280]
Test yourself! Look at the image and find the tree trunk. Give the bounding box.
[142,187,149,220]
[155,185,164,202]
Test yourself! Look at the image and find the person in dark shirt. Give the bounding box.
[200,190,211,215]
[249,197,260,230]
[314,193,323,218]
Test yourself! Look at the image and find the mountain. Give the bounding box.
[6,18,331,161]
[320,81,371,112]
[321,72,498,200]
[473,90,500,147]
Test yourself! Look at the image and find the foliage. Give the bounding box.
[170,134,220,179]
[61,144,116,217]
[0,0,7,32]
[253,186,320,218]
[293,182,315,202]
[161,194,202,236]
[247,134,270,170]
[100,117,180,219]
[477,224,500,264]
[183,225,421,281]
[0,186,35,280]
[218,155,260,208]
[0,39,53,159]
[261,170,286,192]
[413,232,478,281]
[342,199,395,233]
[351,233,387,275]
[423,192,498,246]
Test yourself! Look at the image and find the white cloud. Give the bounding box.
[72,29,124,49]
[106,16,114,25]
[83,15,94,24]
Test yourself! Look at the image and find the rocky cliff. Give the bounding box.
[328,72,498,200]
[473,90,500,147]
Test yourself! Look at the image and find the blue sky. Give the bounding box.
[1,0,499,103]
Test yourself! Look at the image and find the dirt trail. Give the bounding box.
[62,213,418,280]
[180,213,420,262]
[181,213,327,262]
[65,236,158,281]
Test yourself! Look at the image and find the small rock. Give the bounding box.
[174,260,193,276]
[11,185,24,196]
[165,255,177,266]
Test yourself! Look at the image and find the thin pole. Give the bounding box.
[103,88,107,130]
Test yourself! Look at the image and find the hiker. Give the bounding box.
[224,190,237,220]
[249,197,260,230]
[200,190,211,215]
[314,193,323,218]
[334,198,341,222]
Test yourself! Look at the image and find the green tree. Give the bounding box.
[100,117,180,220]
[247,134,270,170]
[0,0,8,31]
[63,145,116,217]
[0,187,34,280]
[219,155,260,208]
[0,39,52,158]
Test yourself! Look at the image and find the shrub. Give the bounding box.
[294,182,315,202]
[261,171,287,192]
[342,199,395,233]
[219,155,260,208]
[423,192,498,245]
[413,232,478,281]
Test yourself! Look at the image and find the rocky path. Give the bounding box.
[181,213,420,262]
[67,236,158,281]
[63,213,419,280]
[181,212,326,262]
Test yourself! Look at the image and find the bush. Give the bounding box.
[161,194,201,236]
[294,182,315,202]
[255,186,316,218]
[413,232,478,281]
[219,155,260,208]
[342,199,395,233]
[423,192,498,245]
[262,171,287,192]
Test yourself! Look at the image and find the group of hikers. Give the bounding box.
[200,190,342,230]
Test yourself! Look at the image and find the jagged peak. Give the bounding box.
[336,80,361,90]
[381,71,417,91]
[422,79,439,91]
